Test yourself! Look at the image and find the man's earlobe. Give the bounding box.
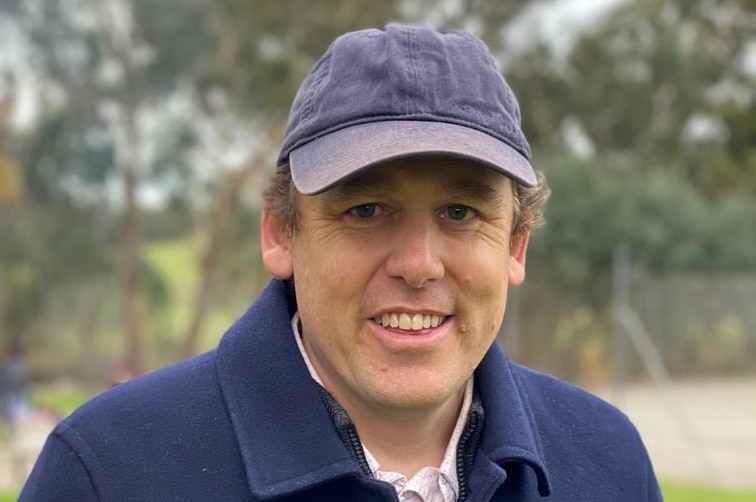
[508,230,530,286]
[261,210,294,279]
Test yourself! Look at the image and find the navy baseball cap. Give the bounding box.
[277,24,536,195]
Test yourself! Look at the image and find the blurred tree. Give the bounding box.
[497,0,756,378]
[531,157,756,281]
[2,0,541,364]
[521,154,756,377]
[506,0,756,198]
[0,0,196,369]
[0,151,22,208]
[0,104,118,352]
[0,98,23,208]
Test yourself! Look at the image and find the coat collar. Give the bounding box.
[475,342,553,496]
[216,279,551,499]
[216,279,362,499]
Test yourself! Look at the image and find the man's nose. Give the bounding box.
[384,218,445,288]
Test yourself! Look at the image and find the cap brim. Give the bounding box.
[288,120,536,195]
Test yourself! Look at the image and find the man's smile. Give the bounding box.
[375,313,449,331]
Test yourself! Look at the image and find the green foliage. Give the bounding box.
[21,109,115,204]
[0,205,112,349]
[530,156,756,286]
[0,106,117,350]
[506,0,756,199]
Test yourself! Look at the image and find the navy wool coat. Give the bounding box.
[20,279,662,501]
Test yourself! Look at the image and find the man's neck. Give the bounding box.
[336,385,466,478]
[291,314,468,478]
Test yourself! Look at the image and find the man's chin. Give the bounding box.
[364,378,466,414]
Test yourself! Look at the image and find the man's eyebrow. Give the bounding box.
[324,177,397,202]
[441,178,508,208]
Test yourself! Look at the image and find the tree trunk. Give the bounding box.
[95,0,146,375]
[122,100,144,373]
[180,160,258,358]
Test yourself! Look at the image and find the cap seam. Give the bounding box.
[284,114,529,161]
[403,29,415,115]
[300,52,333,126]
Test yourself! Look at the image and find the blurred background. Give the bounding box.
[1,0,755,499]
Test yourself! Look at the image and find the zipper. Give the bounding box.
[456,388,485,502]
[319,384,485,502]
[317,385,373,476]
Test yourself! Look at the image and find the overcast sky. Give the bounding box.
[507,0,624,56]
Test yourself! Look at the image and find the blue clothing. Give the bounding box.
[20,279,662,501]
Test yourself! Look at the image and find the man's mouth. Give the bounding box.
[374,313,448,331]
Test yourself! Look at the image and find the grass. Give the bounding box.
[144,236,263,355]
[28,385,94,417]
[662,480,756,501]
[144,237,199,288]
[3,482,756,501]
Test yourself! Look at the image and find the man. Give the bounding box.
[20,24,662,501]
[0,346,28,433]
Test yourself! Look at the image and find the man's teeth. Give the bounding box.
[378,313,446,331]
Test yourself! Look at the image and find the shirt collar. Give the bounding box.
[291,312,324,386]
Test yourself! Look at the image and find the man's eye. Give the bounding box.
[351,204,378,218]
[444,204,472,221]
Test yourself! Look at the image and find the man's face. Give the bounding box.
[262,157,529,416]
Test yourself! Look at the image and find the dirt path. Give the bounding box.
[0,412,56,492]
[590,377,756,490]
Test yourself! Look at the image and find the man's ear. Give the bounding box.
[261,209,294,279]
[508,229,530,286]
